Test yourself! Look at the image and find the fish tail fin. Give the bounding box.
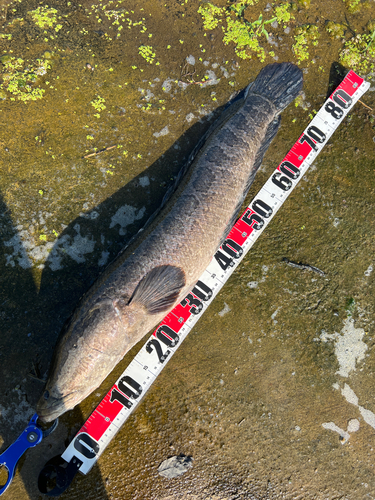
[249,62,303,111]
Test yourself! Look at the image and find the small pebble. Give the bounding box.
[347,419,360,433]
[186,55,195,65]
[158,455,193,479]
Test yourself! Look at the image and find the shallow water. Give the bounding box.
[0,0,375,498]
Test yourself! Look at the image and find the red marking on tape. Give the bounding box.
[240,208,262,229]
[172,302,193,325]
[98,390,124,421]
[282,150,305,169]
[80,409,112,441]
[166,309,189,332]
[292,135,314,158]
[233,218,255,240]
[334,71,364,98]
[226,226,250,246]
[78,386,126,440]
[152,311,184,337]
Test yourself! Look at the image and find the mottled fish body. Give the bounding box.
[37,63,303,422]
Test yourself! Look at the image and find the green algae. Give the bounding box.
[343,0,362,14]
[138,45,156,64]
[297,0,311,7]
[198,2,225,30]
[198,1,293,62]
[345,297,356,316]
[196,0,375,74]
[325,21,346,39]
[28,6,62,32]
[339,29,375,75]
[0,56,51,101]
[90,95,107,115]
[292,24,320,64]
[87,1,150,41]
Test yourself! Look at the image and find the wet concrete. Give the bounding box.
[0,0,375,498]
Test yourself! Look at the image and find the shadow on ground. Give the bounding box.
[0,108,223,498]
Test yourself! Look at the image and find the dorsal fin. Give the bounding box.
[240,115,281,198]
[217,115,282,246]
[129,265,186,314]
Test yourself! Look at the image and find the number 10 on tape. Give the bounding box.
[62,70,370,475]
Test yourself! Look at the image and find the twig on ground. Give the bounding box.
[83,145,116,159]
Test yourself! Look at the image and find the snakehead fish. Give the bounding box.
[37,62,303,422]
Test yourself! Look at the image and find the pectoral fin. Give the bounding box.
[129,265,186,314]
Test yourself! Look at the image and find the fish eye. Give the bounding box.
[44,390,50,400]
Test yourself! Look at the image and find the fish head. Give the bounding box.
[37,264,186,422]
[36,297,140,423]
[36,344,119,423]
[36,386,80,423]
[36,294,157,422]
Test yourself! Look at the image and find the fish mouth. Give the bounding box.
[37,391,79,423]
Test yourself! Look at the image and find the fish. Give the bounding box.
[37,62,303,422]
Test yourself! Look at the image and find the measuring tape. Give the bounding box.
[44,70,370,488]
